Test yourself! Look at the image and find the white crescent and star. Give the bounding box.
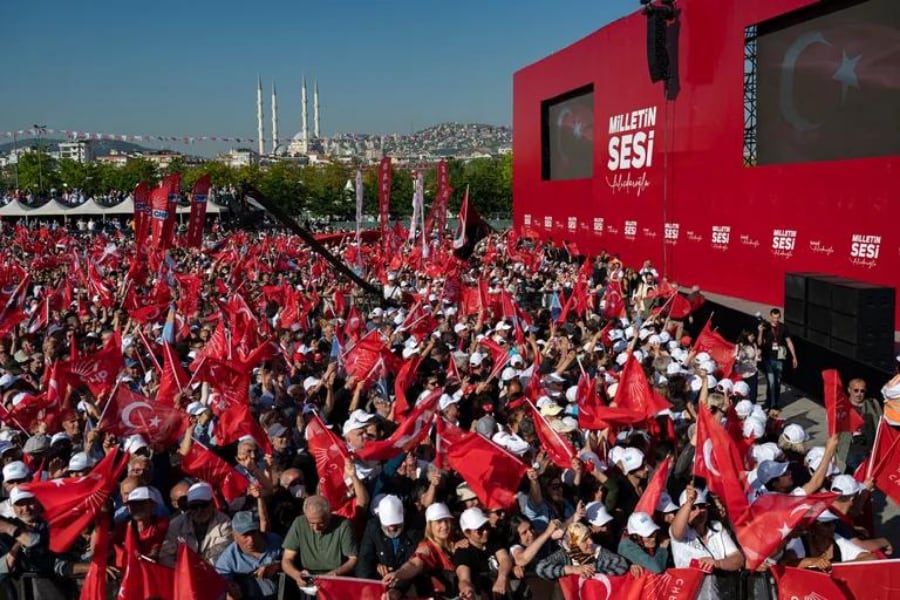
[121,401,154,429]
[832,49,862,104]
[703,439,722,477]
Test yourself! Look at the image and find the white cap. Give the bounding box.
[804,446,839,476]
[402,346,420,360]
[627,512,660,537]
[468,352,485,366]
[585,501,614,526]
[376,494,405,527]
[67,452,93,472]
[187,481,214,503]
[751,442,783,464]
[501,367,518,382]
[666,362,685,376]
[540,402,564,417]
[609,446,626,468]
[694,352,711,364]
[453,323,468,334]
[342,409,376,436]
[2,461,29,482]
[127,486,154,502]
[425,502,453,522]
[742,416,766,439]
[830,474,863,496]
[656,492,679,513]
[716,379,734,394]
[732,381,751,398]
[781,423,809,445]
[123,434,149,454]
[678,487,709,506]
[439,394,460,411]
[186,401,208,416]
[50,432,70,446]
[459,507,489,532]
[817,510,839,522]
[303,376,321,392]
[492,431,530,457]
[9,487,34,504]
[734,399,754,419]
[621,448,645,474]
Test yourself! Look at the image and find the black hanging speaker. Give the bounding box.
[646,10,669,82]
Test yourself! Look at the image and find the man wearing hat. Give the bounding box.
[454,507,513,600]
[215,511,284,600]
[356,495,418,581]
[160,481,233,566]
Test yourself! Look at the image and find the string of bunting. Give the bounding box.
[1,126,305,146]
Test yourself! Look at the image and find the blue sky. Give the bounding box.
[1,0,635,143]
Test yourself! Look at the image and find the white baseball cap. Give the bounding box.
[627,512,660,537]
[9,487,35,504]
[2,461,29,482]
[187,481,214,504]
[732,381,751,398]
[123,434,149,455]
[67,452,94,472]
[620,448,645,474]
[781,424,809,445]
[734,399,754,419]
[830,474,863,496]
[585,501,614,527]
[342,409,376,436]
[425,502,453,522]
[459,507,489,532]
[439,394,460,411]
[656,492,679,513]
[804,446,839,476]
[127,486,154,503]
[678,486,709,506]
[742,416,766,439]
[376,495,405,527]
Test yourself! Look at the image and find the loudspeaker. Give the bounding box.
[784,272,825,301]
[646,11,669,82]
[831,314,893,344]
[807,303,831,334]
[784,296,806,326]
[806,275,843,307]
[830,281,895,324]
[806,328,831,348]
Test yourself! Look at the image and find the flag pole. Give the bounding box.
[866,417,886,480]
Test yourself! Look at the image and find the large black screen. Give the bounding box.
[542,86,594,180]
[756,0,900,165]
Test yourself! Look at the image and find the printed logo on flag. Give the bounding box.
[152,209,168,220]
[664,222,679,244]
[772,229,797,259]
[606,105,656,196]
[593,217,604,234]
[850,234,880,269]
[544,216,553,229]
[711,225,731,250]
[624,220,638,239]
[567,217,577,232]
[524,214,532,226]
[193,193,207,204]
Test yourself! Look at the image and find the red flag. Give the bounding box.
[734,492,838,570]
[157,342,189,405]
[79,517,110,600]
[378,157,392,253]
[215,400,274,455]
[772,566,849,600]
[634,456,672,515]
[161,173,182,251]
[577,371,645,429]
[133,182,152,257]
[59,335,124,397]
[693,405,749,522]
[832,558,900,600]
[21,449,128,553]
[305,415,355,517]
[185,174,211,249]
[342,332,388,382]
[640,568,707,600]
[180,443,249,502]
[439,419,527,509]
[527,401,576,469]
[173,543,229,600]
[558,573,643,600]
[392,355,422,419]
[119,524,175,600]
[315,576,386,600]
[355,389,440,462]
[871,431,900,505]
[149,185,169,252]
[103,386,187,449]
[693,318,737,378]
[615,353,671,418]
[603,281,626,319]
[478,337,512,380]
[0,273,30,335]
[823,370,865,436]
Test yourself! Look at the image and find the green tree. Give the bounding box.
[259,161,304,213]
[16,147,60,195]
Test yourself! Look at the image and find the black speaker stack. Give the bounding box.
[784,273,895,372]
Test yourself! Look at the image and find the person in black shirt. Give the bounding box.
[758,308,797,413]
[453,508,512,600]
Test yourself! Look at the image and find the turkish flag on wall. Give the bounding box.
[22,449,128,553]
[772,566,849,600]
[103,386,187,449]
[823,370,865,435]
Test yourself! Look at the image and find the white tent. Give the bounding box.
[0,197,223,217]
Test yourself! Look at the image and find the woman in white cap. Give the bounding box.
[383,502,460,599]
[789,511,875,567]
[617,512,670,575]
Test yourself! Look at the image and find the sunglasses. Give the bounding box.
[851,388,866,393]
[472,524,490,534]
[188,501,212,510]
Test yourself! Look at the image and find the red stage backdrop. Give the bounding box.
[513,0,900,327]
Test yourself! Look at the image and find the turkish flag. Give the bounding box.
[356,389,440,462]
[478,337,512,380]
[103,386,187,449]
[438,419,528,510]
[832,557,900,600]
[772,566,849,600]
[157,342,189,406]
[215,400,274,455]
[734,492,838,570]
[173,542,229,600]
[342,331,388,382]
[21,449,128,553]
[558,573,642,600]
[577,371,646,429]
[305,415,355,517]
[693,318,736,378]
[119,524,175,600]
[79,517,110,600]
[615,353,672,419]
[634,456,672,515]
[58,335,124,397]
[127,302,168,325]
[527,400,576,469]
[693,405,749,522]
[180,442,249,502]
[316,575,386,600]
[185,174,211,249]
[823,370,865,436]
[757,2,900,164]
[871,429,900,505]
[604,281,626,319]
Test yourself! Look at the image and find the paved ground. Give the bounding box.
[777,383,900,550]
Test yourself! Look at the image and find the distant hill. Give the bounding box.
[0,138,159,157]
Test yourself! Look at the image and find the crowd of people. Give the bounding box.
[0,217,895,600]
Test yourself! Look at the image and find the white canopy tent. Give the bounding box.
[0,197,223,218]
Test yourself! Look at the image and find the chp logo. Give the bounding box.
[850,234,880,269]
[771,229,797,259]
[711,225,731,251]
[543,216,552,230]
[605,106,656,196]
[523,214,532,227]
[624,220,638,240]
[593,217,604,235]
[664,222,680,244]
[567,217,577,232]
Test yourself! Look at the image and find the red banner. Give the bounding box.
[378,157,392,253]
[161,173,181,251]
[185,174,210,248]
[133,182,151,257]
[149,185,169,251]
[823,369,864,436]
[832,558,900,600]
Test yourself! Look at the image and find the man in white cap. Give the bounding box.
[160,481,233,566]
[356,495,418,580]
[454,507,513,599]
